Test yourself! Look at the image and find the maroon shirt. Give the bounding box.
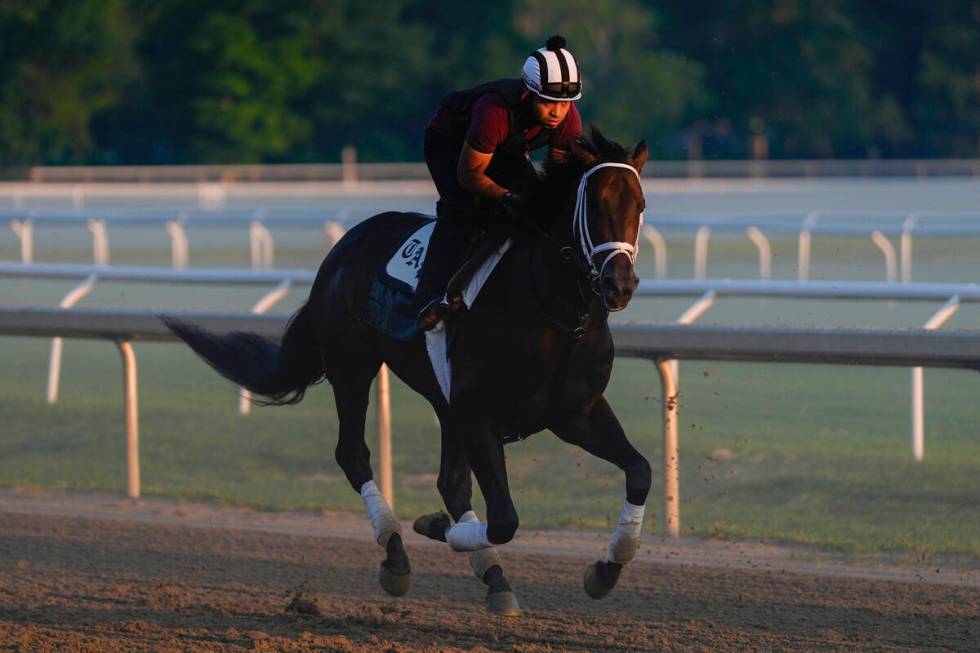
[428,93,582,155]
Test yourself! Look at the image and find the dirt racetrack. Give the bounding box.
[0,491,977,652]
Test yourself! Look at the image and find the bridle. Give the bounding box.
[571,162,644,284]
[526,159,644,337]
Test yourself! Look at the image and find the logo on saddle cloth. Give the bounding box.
[384,221,435,291]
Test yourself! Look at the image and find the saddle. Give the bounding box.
[445,226,512,311]
[365,218,512,342]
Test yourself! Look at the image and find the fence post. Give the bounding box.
[870,231,897,282]
[694,225,710,279]
[901,215,917,283]
[87,219,110,266]
[342,146,358,187]
[659,289,717,535]
[166,216,189,269]
[323,221,347,250]
[239,279,291,415]
[669,290,716,381]
[377,364,393,508]
[47,274,98,404]
[249,220,274,269]
[911,295,961,461]
[641,225,667,278]
[117,340,141,503]
[746,226,772,280]
[10,220,34,264]
[655,359,680,537]
[798,212,819,282]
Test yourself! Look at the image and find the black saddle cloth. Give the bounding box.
[365,217,512,341]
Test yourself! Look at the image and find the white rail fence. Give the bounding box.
[4,157,979,184]
[5,261,980,463]
[3,209,352,271]
[0,262,315,415]
[642,211,980,282]
[6,209,980,280]
[2,292,980,536]
[634,278,980,464]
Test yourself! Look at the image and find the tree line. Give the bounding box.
[0,0,976,165]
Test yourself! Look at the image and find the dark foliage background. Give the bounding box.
[0,0,976,164]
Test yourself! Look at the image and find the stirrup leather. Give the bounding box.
[416,297,450,332]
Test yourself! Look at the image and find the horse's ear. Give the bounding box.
[631,140,649,172]
[570,138,598,166]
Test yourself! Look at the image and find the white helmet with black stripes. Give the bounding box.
[521,35,582,101]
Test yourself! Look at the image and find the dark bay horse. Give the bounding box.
[167,127,651,615]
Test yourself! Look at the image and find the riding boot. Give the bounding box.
[415,218,470,331]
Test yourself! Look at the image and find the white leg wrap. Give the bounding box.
[446,510,492,552]
[457,511,502,578]
[607,500,645,564]
[360,481,401,547]
[468,546,503,579]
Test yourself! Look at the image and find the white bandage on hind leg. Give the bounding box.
[607,500,645,564]
[455,511,503,578]
[468,545,503,579]
[446,510,493,551]
[360,481,402,547]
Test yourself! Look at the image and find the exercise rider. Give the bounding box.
[415,35,584,331]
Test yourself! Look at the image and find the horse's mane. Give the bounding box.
[525,125,633,231]
[575,125,633,164]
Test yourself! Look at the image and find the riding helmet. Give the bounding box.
[521,35,582,101]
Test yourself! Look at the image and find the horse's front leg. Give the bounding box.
[549,396,652,599]
[413,418,520,615]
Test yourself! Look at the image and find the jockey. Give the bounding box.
[415,35,584,331]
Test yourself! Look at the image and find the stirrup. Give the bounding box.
[416,297,450,332]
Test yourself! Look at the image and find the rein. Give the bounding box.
[527,241,597,338]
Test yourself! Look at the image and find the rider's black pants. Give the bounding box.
[415,130,483,311]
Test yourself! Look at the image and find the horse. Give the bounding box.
[166,126,651,615]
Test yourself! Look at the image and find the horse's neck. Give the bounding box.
[525,206,604,331]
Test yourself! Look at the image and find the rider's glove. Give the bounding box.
[500,191,524,221]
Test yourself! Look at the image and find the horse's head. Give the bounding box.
[568,127,649,312]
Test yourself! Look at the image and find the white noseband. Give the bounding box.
[572,162,643,277]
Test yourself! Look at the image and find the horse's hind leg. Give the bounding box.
[331,362,410,597]
[414,417,519,615]
[464,519,520,616]
[445,422,527,615]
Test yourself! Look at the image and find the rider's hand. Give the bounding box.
[500,191,524,220]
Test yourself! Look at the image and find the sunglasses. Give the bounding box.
[540,81,581,98]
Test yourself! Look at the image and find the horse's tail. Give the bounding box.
[163,302,323,406]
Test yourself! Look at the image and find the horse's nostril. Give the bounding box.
[602,276,632,299]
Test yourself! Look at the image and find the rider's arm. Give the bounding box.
[457,95,514,201]
[456,143,509,200]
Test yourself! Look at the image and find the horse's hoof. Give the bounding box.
[379,562,411,596]
[487,590,520,616]
[379,533,411,597]
[583,560,622,600]
[413,511,450,542]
